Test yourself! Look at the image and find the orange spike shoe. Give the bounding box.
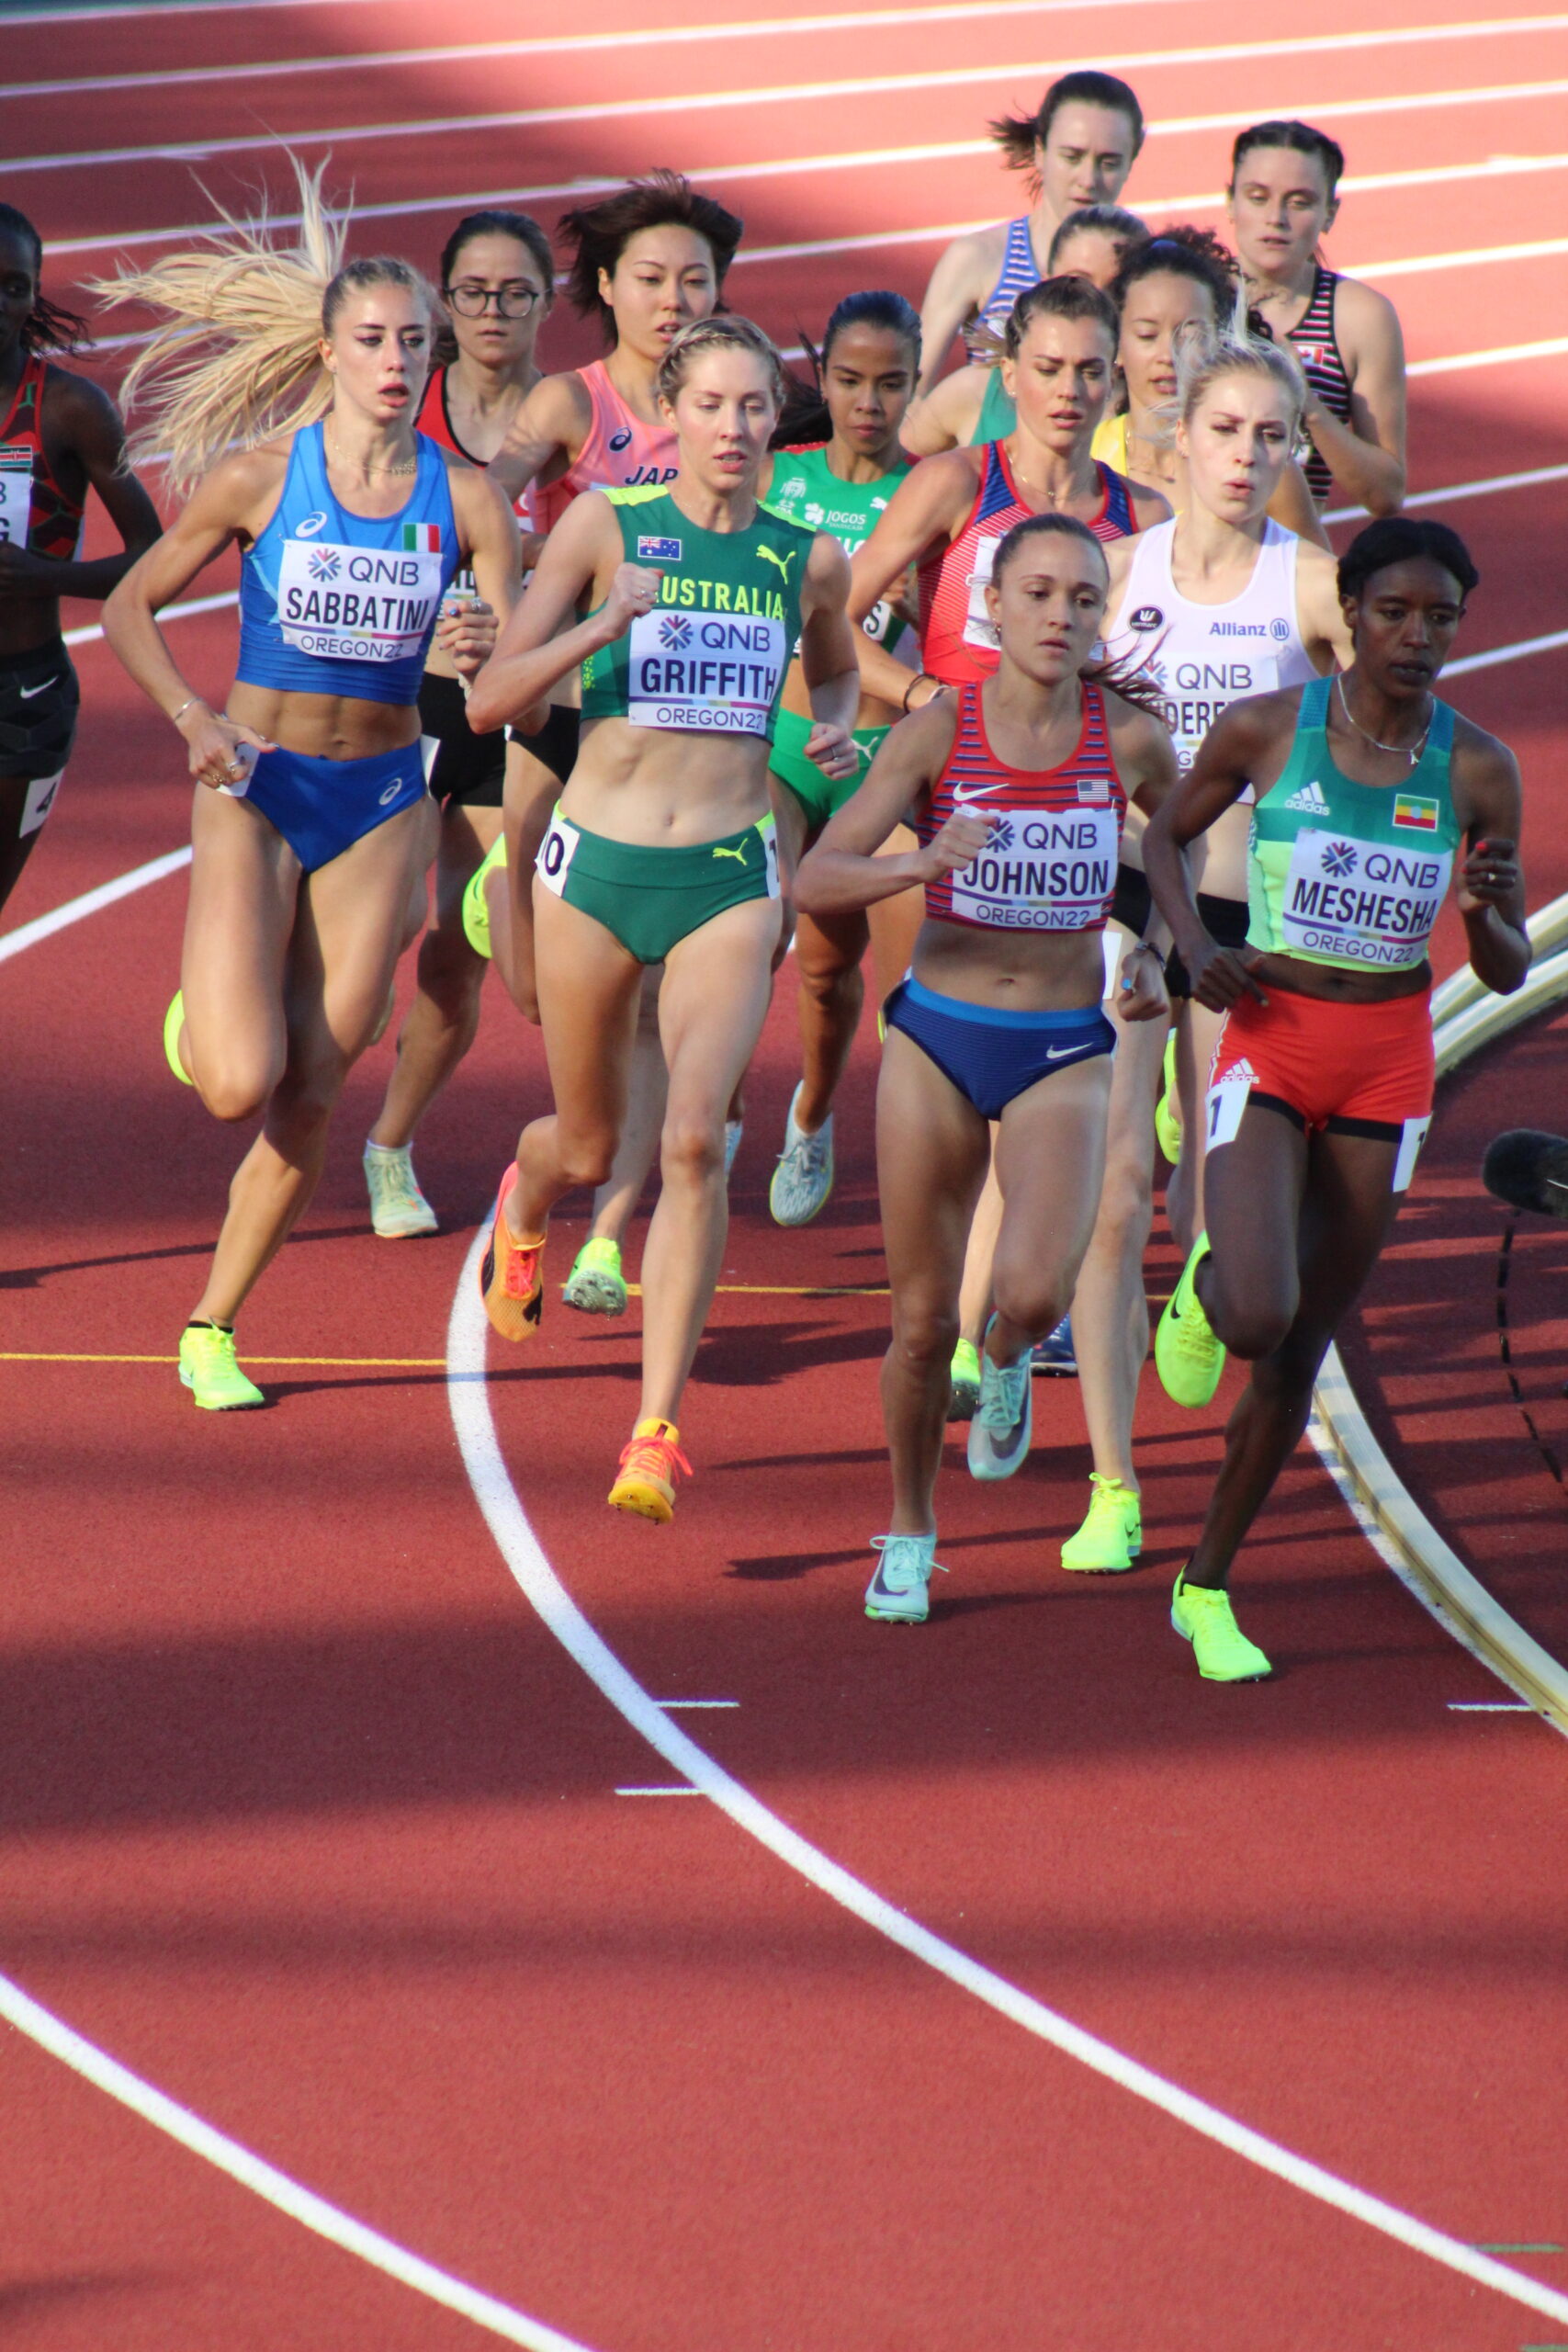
[478,1166,545,1342]
[608,1418,692,1524]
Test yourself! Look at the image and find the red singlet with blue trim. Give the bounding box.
[918,679,1126,932]
[918,440,1138,688]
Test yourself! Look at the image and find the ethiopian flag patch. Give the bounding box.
[1393,794,1439,831]
[401,522,441,553]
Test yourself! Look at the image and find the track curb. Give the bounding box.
[1311,897,1568,1735]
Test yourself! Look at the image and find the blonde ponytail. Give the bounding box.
[92,155,430,492]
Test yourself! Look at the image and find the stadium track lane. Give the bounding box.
[2,6,1567,2346]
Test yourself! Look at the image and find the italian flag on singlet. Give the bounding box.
[401,522,441,553]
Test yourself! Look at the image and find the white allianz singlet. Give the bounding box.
[1103,518,1319,797]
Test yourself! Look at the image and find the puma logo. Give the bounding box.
[756,544,793,584]
[711,842,749,865]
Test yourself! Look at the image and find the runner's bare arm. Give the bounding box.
[486,370,591,505]
[847,452,972,707]
[1267,456,1332,551]
[916,231,991,394]
[1144,696,1286,1006]
[1300,280,1407,515]
[794,695,970,914]
[1294,541,1357,670]
[796,533,861,758]
[1452,728,1529,994]
[900,365,987,458]
[466,491,625,732]
[0,375,160,603]
[435,464,523,675]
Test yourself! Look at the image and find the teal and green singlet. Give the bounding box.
[1248,674,1461,972]
[763,441,912,829]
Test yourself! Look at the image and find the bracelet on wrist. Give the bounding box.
[903,672,932,714]
[170,695,205,727]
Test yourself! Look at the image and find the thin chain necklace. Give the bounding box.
[325,427,417,479]
[1336,673,1433,769]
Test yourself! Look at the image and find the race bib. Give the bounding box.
[626,608,787,735]
[535,809,581,898]
[1150,653,1279,770]
[950,804,1120,931]
[276,537,444,663]
[1280,830,1451,967]
[0,451,32,547]
[20,768,62,837]
[962,538,1001,650]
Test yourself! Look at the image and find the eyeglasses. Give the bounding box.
[446,282,542,319]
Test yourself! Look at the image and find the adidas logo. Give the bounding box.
[1282,779,1330,815]
[1224,1057,1258,1084]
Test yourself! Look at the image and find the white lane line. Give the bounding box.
[1357,234,1568,279]
[0,845,190,965]
[1325,461,1568,526]
[615,1785,705,1796]
[49,88,1568,261]
[446,1240,1568,2329]
[1409,334,1568,376]
[0,0,1211,99]
[1448,1702,1536,1711]
[656,1700,741,1710]
[0,1973,603,2351]
[11,24,1565,175]
[1446,628,1568,677]
[4,0,396,18]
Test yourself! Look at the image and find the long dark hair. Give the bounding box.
[558,171,742,345]
[772,288,920,448]
[0,201,90,354]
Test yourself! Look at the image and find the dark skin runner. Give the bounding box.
[1143,553,1528,1589]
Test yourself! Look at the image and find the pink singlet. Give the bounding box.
[536,358,680,532]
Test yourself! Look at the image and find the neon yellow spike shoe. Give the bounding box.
[1155,1027,1182,1162]
[1061,1475,1143,1573]
[563,1235,627,1316]
[462,831,508,959]
[178,1322,265,1410]
[1155,1232,1224,1408]
[1171,1568,1272,1681]
[164,990,193,1085]
[947,1336,981,1422]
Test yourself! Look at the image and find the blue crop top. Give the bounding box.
[236,422,461,706]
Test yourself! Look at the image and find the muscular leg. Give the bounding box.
[585,969,669,1249]
[193,800,428,1324]
[494,735,559,1020]
[1167,995,1225,1257]
[508,884,644,1238]
[178,786,299,1115]
[1073,1001,1162,1488]
[637,896,783,1423]
[369,797,502,1150]
[792,902,868,1133]
[875,1031,991,1533]
[957,1153,1004,1350]
[1185,1116,1401,1589]
[988,1056,1113,1363]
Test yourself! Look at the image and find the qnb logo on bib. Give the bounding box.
[1281,829,1452,966]
[626,608,786,735]
[951,805,1120,931]
[276,538,444,662]
[1157,656,1278,769]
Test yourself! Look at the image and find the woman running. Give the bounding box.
[796,514,1175,1621]
[1227,119,1406,514]
[918,72,1145,392]
[99,174,518,1409]
[1143,518,1526,1680]
[466,316,859,1522]
[1101,335,1353,1250]
[1095,229,1325,545]
[762,288,924,1227]
[902,204,1147,458]
[362,208,553,1240]
[0,202,159,916]
[475,171,744,1317]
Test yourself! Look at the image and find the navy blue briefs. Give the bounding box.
[884,974,1115,1120]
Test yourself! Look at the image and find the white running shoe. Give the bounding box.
[966,1321,1032,1480]
[363,1141,438,1238]
[769,1084,834,1226]
[864,1532,946,1623]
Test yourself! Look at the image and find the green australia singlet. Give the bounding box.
[1247,674,1461,972]
[763,441,911,649]
[580,485,811,743]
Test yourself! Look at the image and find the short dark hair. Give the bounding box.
[991,510,1107,582]
[0,198,90,353]
[1337,518,1480,603]
[989,70,1145,182]
[1004,273,1121,360]
[1229,119,1346,201]
[558,171,742,345]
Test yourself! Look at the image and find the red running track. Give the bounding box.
[2,4,1567,2347]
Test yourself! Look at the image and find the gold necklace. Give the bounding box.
[325,428,418,478]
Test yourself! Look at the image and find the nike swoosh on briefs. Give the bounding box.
[1044,1046,1085,1060]
[18,677,62,699]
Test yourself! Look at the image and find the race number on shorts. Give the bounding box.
[20,769,62,837]
[1392,1114,1430,1193]
[1204,1069,1253,1150]
[535,809,581,898]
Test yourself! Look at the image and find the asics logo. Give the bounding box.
[711,842,749,864]
[378,782,403,805]
[295,511,329,537]
[756,544,794,584]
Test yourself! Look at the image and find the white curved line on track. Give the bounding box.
[0,1974,601,2350]
[444,1232,1568,2329]
[10,24,1564,175]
